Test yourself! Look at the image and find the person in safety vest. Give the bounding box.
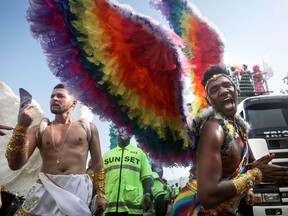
[174,183,180,200]
[103,129,152,215]
[163,179,172,215]
[151,171,166,216]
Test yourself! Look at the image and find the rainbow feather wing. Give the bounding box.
[27,0,191,166]
[150,0,225,118]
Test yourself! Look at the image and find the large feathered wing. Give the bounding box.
[150,0,225,121]
[149,0,225,163]
[27,0,192,166]
[0,81,44,196]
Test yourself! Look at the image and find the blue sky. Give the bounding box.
[1,0,288,180]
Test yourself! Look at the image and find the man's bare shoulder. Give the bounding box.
[199,119,224,149]
[201,118,223,133]
[28,124,40,133]
[88,122,99,134]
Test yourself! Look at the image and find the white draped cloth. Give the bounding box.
[16,172,93,216]
[0,81,43,196]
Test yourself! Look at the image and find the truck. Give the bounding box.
[237,94,288,216]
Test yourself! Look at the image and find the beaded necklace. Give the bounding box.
[190,106,250,161]
[51,121,73,165]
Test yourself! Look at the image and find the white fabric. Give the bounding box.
[21,172,93,216]
[0,81,43,196]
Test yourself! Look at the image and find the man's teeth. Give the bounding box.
[223,97,231,102]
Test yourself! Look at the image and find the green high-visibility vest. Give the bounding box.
[175,185,180,195]
[151,172,166,199]
[164,184,172,200]
[103,144,152,214]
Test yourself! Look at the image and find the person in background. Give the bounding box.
[162,179,172,215]
[228,66,240,87]
[151,170,166,216]
[103,129,152,215]
[173,64,288,215]
[252,64,266,94]
[174,183,180,201]
[6,83,107,215]
[170,185,175,204]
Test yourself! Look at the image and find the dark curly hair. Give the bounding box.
[201,64,229,87]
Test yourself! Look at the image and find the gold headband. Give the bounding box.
[204,74,237,95]
[204,73,238,106]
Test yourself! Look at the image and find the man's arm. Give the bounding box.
[196,120,238,208]
[140,151,152,211]
[6,104,38,170]
[89,123,107,212]
[89,123,104,176]
[247,143,256,163]
[142,177,152,195]
[142,177,152,211]
[140,151,152,195]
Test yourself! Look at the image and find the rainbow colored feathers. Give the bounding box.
[27,0,191,166]
[150,0,224,117]
[27,0,224,166]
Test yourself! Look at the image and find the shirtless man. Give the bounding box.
[252,64,267,94]
[6,84,107,215]
[173,64,288,215]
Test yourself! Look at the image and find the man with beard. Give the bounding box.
[5,84,107,216]
[173,64,288,215]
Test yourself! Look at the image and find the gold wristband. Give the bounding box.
[93,167,105,196]
[232,168,263,196]
[5,124,29,161]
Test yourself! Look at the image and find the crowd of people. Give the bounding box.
[3,0,285,215]
[228,64,268,95]
[2,64,288,216]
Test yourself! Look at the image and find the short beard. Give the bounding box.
[51,110,62,114]
[50,107,66,115]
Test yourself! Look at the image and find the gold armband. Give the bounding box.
[5,124,29,161]
[232,168,263,196]
[93,167,105,197]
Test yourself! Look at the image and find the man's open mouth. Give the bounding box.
[222,96,234,109]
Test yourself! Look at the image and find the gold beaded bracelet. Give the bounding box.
[5,124,29,161]
[232,168,263,196]
[93,167,105,197]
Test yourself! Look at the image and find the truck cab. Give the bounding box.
[238,94,288,216]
